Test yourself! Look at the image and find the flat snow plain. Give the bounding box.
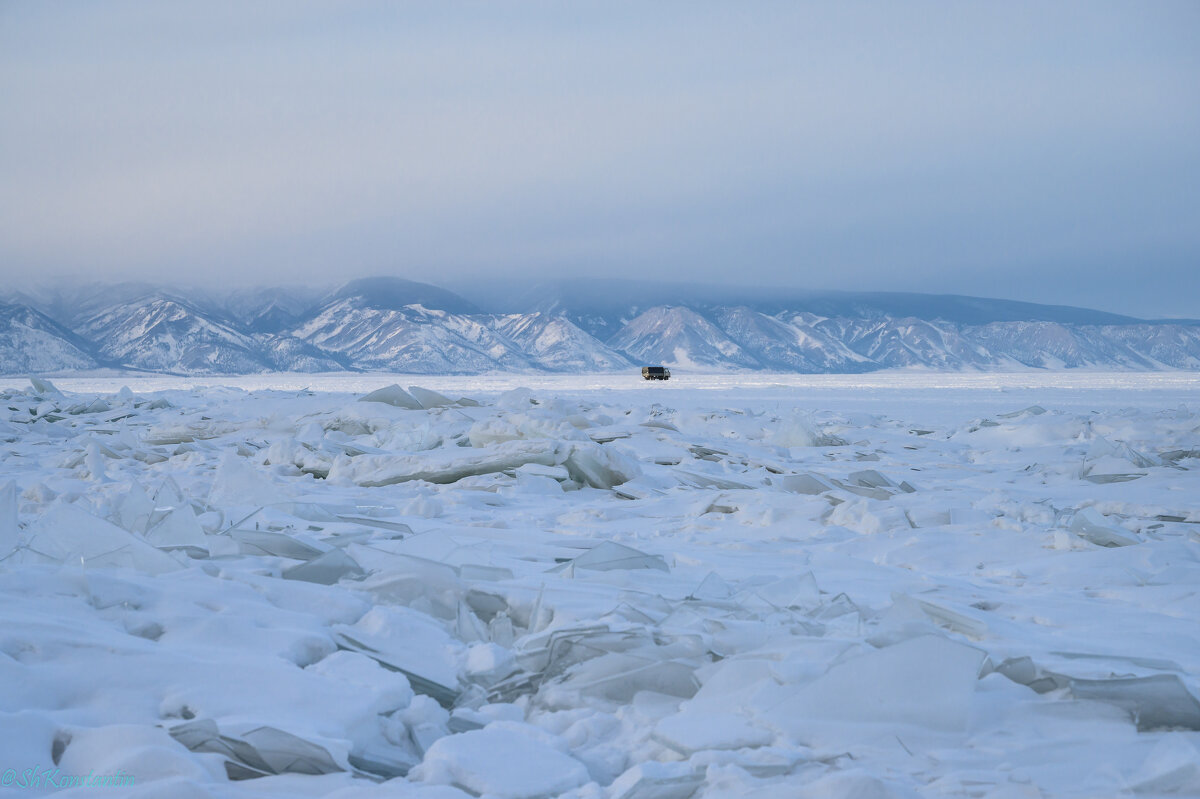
[1,371,1198,798]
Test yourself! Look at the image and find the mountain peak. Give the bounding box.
[332,277,480,315]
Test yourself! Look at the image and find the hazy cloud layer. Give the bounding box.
[1,1,1197,317]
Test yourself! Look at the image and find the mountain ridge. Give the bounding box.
[457,278,1151,330]
[1,277,1197,375]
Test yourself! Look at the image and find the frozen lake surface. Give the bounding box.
[1,371,1198,797]
[8,370,1199,421]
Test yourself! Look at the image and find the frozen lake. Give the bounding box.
[6,369,1197,418]
[1,372,1198,797]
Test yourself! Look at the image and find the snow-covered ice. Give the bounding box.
[0,371,1198,798]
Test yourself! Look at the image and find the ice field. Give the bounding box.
[1,372,1198,798]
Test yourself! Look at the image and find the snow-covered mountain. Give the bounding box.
[294,297,533,373]
[80,295,262,374]
[608,306,761,370]
[291,281,634,373]
[1104,324,1200,369]
[223,285,328,334]
[813,316,991,370]
[3,277,1198,375]
[78,293,344,374]
[489,312,633,372]
[716,307,874,372]
[0,301,102,373]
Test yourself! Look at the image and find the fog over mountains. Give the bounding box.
[2,278,1198,375]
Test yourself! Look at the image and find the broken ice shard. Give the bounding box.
[1069,508,1139,548]
[143,507,210,557]
[563,443,642,489]
[358,384,422,409]
[18,503,182,574]
[329,439,569,487]
[231,529,325,560]
[169,719,343,779]
[407,385,456,409]
[1071,674,1200,731]
[282,548,365,585]
[563,541,669,573]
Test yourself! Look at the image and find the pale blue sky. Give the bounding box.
[1,1,1197,317]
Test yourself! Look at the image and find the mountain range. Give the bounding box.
[2,277,1198,375]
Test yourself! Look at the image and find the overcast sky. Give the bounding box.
[1,2,1197,317]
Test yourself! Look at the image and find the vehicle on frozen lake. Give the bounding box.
[641,366,670,380]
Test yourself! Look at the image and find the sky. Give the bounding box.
[1,1,1198,318]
